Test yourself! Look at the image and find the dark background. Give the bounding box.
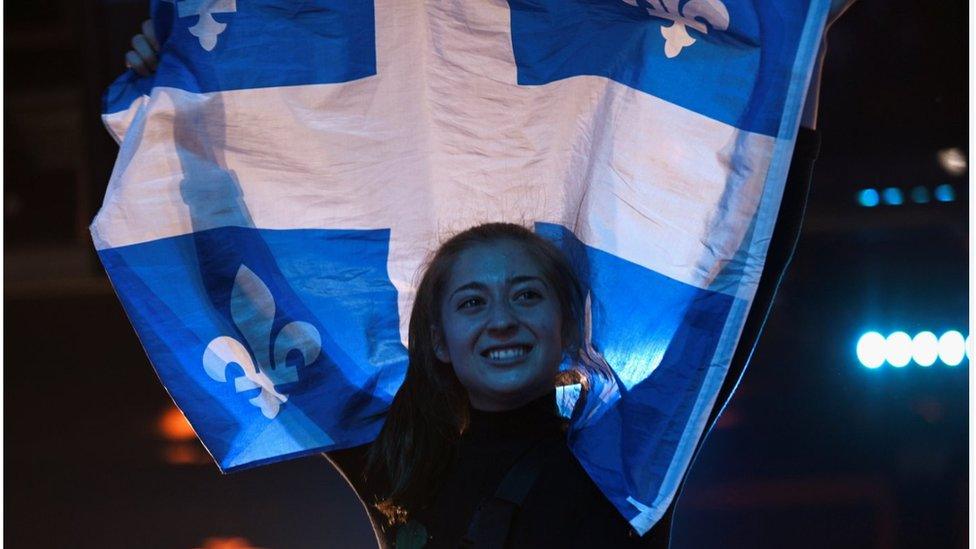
[4,1,969,548]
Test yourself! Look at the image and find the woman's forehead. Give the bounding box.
[446,241,546,289]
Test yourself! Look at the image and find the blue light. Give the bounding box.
[910,186,930,204]
[858,330,969,369]
[885,332,912,367]
[938,331,966,366]
[911,331,939,367]
[934,184,956,202]
[857,188,880,207]
[881,187,904,206]
[857,332,886,368]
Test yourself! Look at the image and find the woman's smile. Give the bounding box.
[481,344,533,365]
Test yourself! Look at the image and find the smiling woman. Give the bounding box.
[325,223,664,548]
[433,238,570,412]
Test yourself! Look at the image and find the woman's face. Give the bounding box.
[435,240,564,412]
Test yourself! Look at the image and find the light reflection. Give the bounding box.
[938,331,966,366]
[157,404,210,465]
[909,186,930,204]
[885,332,912,367]
[911,331,939,367]
[937,147,967,176]
[881,187,904,206]
[194,537,267,549]
[158,404,197,441]
[933,184,956,202]
[857,332,886,368]
[857,188,880,207]
[164,443,210,465]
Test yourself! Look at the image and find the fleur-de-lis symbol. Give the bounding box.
[202,265,322,418]
[163,0,237,51]
[623,0,731,58]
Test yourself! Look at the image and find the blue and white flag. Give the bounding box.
[94,0,829,534]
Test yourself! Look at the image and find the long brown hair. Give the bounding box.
[367,222,586,523]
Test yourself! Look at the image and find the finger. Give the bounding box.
[141,19,159,52]
[125,50,150,77]
[131,34,158,71]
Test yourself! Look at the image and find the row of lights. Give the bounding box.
[856,184,957,207]
[856,330,970,368]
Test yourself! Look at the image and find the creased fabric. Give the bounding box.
[93,0,829,533]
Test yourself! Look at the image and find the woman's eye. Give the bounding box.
[515,290,542,301]
[458,297,483,310]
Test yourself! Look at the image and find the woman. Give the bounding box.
[327,222,660,548]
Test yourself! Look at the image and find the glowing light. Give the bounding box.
[909,186,930,204]
[911,331,939,367]
[163,443,210,465]
[938,331,966,366]
[196,537,264,549]
[857,188,880,207]
[857,332,886,368]
[158,405,197,441]
[933,184,956,202]
[937,147,967,176]
[885,332,912,367]
[881,187,904,206]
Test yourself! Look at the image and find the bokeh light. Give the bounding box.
[909,186,930,204]
[938,331,965,366]
[158,405,197,441]
[885,331,912,367]
[937,147,967,176]
[881,187,904,206]
[933,184,956,202]
[857,332,886,368]
[857,188,880,207]
[911,331,939,367]
[195,537,266,549]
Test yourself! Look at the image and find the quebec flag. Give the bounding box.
[94,0,830,534]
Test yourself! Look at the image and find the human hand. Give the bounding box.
[124,19,160,76]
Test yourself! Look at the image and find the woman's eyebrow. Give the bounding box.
[449,276,548,299]
[449,282,485,299]
[510,275,548,288]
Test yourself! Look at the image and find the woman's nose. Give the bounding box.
[486,302,518,334]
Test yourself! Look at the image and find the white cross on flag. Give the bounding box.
[93,0,829,533]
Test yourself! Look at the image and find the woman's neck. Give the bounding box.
[464,390,562,439]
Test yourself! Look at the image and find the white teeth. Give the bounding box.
[488,347,526,361]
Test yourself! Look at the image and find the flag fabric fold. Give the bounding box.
[94,0,829,534]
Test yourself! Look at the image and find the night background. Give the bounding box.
[4,1,969,548]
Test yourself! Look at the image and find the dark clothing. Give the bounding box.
[328,392,667,548]
[418,393,666,548]
[327,128,819,548]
